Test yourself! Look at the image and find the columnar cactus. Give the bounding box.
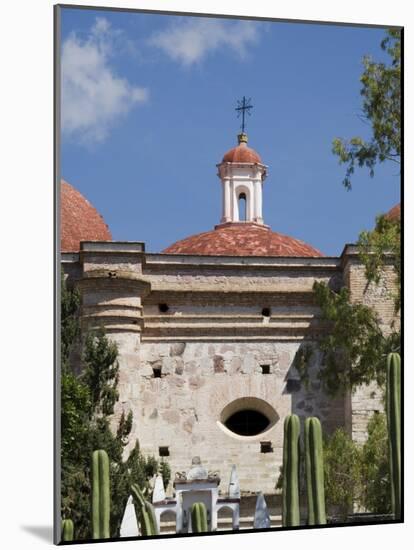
[191,502,208,533]
[144,501,159,535]
[386,352,401,519]
[131,482,146,509]
[61,519,74,542]
[282,414,300,527]
[91,449,110,539]
[131,483,159,536]
[304,417,326,525]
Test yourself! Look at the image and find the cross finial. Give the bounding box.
[235,96,253,134]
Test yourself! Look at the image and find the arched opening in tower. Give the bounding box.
[224,409,270,436]
[238,192,247,221]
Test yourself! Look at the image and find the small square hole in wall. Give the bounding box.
[158,303,169,313]
[153,367,162,378]
[159,446,170,457]
[260,441,273,453]
[261,307,271,317]
[286,379,301,392]
[260,364,271,374]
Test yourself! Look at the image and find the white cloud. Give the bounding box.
[61,17,148,145]
[149,18,260,66]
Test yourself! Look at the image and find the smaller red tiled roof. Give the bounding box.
[61,180,112,253]
[385,203,401,221]
[163,223,324,257]
[222,142,262,164]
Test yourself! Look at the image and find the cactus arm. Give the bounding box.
[91,450,101,539]
[191,503,200,533]
[387,352,401,519]
[91,450,110,539]
[282,417,288,525]
[198,502,208,532]
[200,502,208,531]
[311,418,326,525]
[131,484,147,535]
[131,483,146,507]
[145,501,159,535]
[304,418,315,525]
[140,509,152,536]
[131,483,158,535]
[61,519,74,542]
[191,502,208,533]
[305,417,326,525]
[282,414,300,527]
[99,450,110,538]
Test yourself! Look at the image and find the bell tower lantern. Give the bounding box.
[216,97,268,226]
[217,132,267,225]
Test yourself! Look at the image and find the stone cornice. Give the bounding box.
[61,252,79,263]
[340,243,396,270]
[144,289,319,302]
[144,253,340,271]
[80,241,145,253]
[78,270,151,295]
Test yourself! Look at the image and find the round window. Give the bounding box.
[225,409,270,436]
[218,397,279,439]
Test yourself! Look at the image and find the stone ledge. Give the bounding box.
[80,240,145,253]
[146,253,340,269]
[82,268,147,281]
[141,335,319,342]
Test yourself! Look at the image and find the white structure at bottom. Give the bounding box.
[153,458,240,533]
[120,495,139,537]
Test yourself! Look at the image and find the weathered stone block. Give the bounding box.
[213,355,225,373]
[170,343,186,357]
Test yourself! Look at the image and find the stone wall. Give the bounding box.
[343,247,399,443]
[62,241,398,496]
[114,340,345,496]
[343,250,398,335]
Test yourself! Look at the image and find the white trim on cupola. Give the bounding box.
[216,134,268,225]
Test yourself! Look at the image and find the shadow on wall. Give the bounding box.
[285,337,350,438]
[281,324,353,515]
[283,270,350,438]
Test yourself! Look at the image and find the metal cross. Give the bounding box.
[235,96,253,133]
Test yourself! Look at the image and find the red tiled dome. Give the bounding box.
[385,203,400,221]
[163,223,324,257]
[222,142,262,164]
[61,179,112,253]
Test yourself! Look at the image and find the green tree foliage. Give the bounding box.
[332,29,401,190]
[358,214,401,312]
[296,282,400,395]
[324,415,391,520]
[61,273,167,540]
[360,413,391,514]
[324,428,362,520]
[61,369,91,464]
[61,271,89,463]
[61,270,80,369]
[82,329,121,419]
[332,30,401,315]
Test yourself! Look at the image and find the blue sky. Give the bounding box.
[60,8,400,257]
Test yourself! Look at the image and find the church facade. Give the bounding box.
[61,132,398,502]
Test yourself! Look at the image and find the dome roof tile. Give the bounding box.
[61,180,112,253]
[163,223,323,257]
[385,203,401,221]
[222,142,262,164]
